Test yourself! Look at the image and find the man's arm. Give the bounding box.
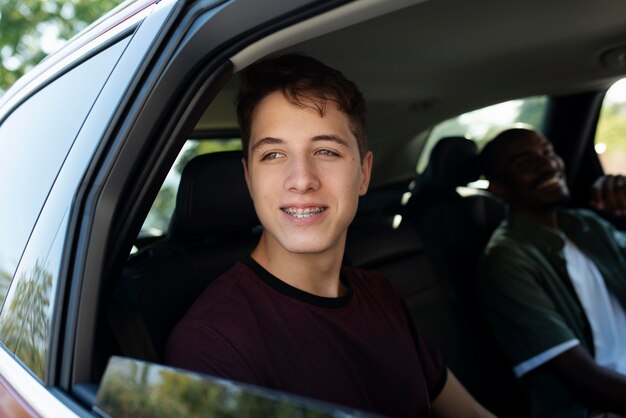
[545,345,626,415]
[431,369,496,418]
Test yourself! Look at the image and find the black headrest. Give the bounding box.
[168,151,258,242]
[422,136,480,190]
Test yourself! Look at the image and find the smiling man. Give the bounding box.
[478,127,626,418]
[166,54,494,418]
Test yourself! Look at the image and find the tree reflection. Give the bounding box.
[97,358,378,418]
[0,268,12,308]
[0,260,53,379]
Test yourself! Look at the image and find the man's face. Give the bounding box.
[243,91,372,257]
[494,131,569,210]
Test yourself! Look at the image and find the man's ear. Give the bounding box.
[487,179,508,199]
[242,158,253,199]
[359,151,374,196]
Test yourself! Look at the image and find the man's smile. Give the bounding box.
[534,170,564,190]
[281,206,327,218]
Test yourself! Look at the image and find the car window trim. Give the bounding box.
[0,345,79,417]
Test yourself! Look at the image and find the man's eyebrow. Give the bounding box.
[251,137,284,153]
[311,134,350,147]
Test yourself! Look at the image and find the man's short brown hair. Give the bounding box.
[236,54,368,160]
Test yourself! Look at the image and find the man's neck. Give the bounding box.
[512,205,559,229]
[250,234,345,298]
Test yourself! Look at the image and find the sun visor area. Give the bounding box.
[229,0,430,72]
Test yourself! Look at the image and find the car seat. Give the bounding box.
[109,150,260,362]
[403,136,527,417]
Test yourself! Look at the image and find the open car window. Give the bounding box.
[139,138,242,240]
[417,96,548,175]
[94,357,383,418]
[595,77,626,175]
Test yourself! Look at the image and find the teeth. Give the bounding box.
[538,175,560,189]
[282,207,326,218]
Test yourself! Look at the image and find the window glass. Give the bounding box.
[0,39,129,380]
[0,210,69,380]
[595,78,626,174]
[96,357,370,418]
[140,138,242,238]
[416,96,547,173]
[0,40,127,295]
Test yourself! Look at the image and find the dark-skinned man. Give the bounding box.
[478,127,626,418]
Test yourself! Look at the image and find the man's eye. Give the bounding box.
[315,149,339,157]
[261,152,283,161]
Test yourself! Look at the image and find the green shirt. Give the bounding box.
[478,209,626,418]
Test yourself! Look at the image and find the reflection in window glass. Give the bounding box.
[596,78,626,174]
[0,210,69,381]
[97,357,376,418]
[0,39,127,292]
[140,138,242,237]
[416,96,547,173]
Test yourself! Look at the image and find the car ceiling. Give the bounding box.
[196,0,626,187]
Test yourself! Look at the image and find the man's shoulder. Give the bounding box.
[341,266,404,308]
[478,221,542,284]
[342,266,391,291]
[182,262,257,319]
[482,220,524,257]
[561,207,612,230]
[166,261,262,355]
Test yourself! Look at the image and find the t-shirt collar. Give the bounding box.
[508,209,589,253]
[241,256,353,309]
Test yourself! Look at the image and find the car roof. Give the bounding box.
[195,0,626,186]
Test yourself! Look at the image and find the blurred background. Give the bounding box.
[0,0,124,96]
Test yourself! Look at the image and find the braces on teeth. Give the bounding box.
[283,208,325,218]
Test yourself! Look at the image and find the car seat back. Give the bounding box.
[111,151,260,362]
[403,136,525,417]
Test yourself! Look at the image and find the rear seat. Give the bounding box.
[399,136,527,416]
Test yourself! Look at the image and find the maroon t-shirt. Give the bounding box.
[166,258,446,417]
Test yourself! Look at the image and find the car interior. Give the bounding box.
[86,0,626,416]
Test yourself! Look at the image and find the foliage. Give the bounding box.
[416,96,547,173]
[0,0,124,93]
[96,358,373,418]
[0,260,53,380]
[596,101,626,174]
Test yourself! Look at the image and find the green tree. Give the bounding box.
[0,260,53,379]
[0,0,124,93]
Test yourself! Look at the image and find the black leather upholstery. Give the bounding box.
[403,136,525,417]
[418,136,481,191]
[168,151,258,242]
[112,151,260,362]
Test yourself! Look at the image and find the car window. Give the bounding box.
[416,96,548,174]
[95,356,380,418]
[0,39,130,381]
[595,78,626,174]
[0,39,128,302]
[140,138,242,238]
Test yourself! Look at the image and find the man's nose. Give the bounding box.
[536,154,559,171]
[284,156,320,193]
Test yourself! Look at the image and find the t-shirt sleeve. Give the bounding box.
[165,318,258,384]
[414,331,448,400]
[477,243,579,370]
